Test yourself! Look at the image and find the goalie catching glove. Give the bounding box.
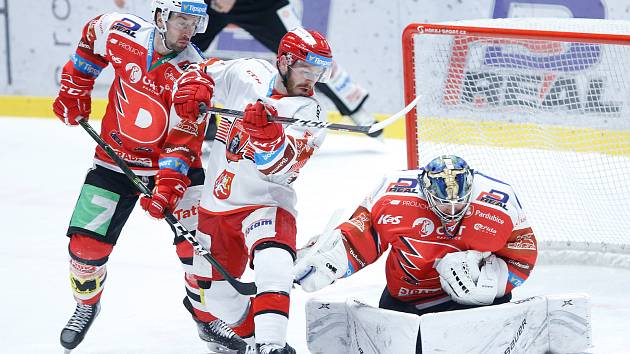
[294,229,349,292]
[140,169,190,219]
[435,250,508,306]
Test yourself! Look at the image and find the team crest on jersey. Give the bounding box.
[125,63,142,83]
[412,217,435,237]
[225,120,249,162]
[477,189,509,210]
[507,233,537,250]
[347,210,371,232]
[213,169,235,200]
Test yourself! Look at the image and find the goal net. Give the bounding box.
[403,18,630,266]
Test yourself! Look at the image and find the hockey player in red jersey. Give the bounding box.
[143,27,333,354]
[294,155,537,316]
[52,0,210,351]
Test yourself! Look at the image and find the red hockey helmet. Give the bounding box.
[277,27,333,83]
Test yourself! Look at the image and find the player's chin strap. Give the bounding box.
[207,95,421,134]
[76,106,257,296]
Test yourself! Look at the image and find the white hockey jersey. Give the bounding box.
[195,58,326,216]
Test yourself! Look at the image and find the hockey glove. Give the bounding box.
[53,73,94,125]
[173,70,214,121]
[140,169,191,219]
[294,229,349,292]
[242,101,285,151]
[435,250,507,306]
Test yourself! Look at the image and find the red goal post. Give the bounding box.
[402,18,630,266]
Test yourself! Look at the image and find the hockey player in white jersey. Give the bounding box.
[142,27,333,353]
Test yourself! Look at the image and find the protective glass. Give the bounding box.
[168,13,205,33]
[290,59,332,83]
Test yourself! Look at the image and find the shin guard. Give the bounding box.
[252,246,294,346]
[68,234,113,304]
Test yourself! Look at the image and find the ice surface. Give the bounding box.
[1,117,628,353]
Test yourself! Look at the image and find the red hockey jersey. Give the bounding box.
[62,13,206,175]
[338,169,538,306]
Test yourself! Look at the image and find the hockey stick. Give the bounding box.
[78,119,257,296]
[206,96,420,135]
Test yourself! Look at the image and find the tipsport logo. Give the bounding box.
[306,52,332,68]
[443,33,621,113]
[181,2,208,15]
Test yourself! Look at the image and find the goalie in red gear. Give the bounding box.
[294,155,537,315]
[52,0,211,351]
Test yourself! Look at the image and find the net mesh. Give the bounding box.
[404,18,630,266]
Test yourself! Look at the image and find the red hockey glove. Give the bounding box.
[140,169,191,219]
[242,101,284,150]
[173,70,214,121]
[53,73,94,125]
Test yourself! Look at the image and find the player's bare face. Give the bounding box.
[286,62,322,96]
[165,13,199,51]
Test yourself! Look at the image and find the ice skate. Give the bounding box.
[60,302,100,351]
[197,318,247,353]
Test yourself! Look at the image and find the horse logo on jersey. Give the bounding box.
[225,120,249,162]
[213,169,235,200]
[125,63,142,83]
[412,217,435,237]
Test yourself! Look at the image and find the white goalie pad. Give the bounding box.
[306,298,421,354]
[305,294,591,354]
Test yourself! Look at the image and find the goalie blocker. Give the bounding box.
[306,294,591,354]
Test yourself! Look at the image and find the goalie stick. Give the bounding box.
[78,118,257,296]
[207,96,421,134]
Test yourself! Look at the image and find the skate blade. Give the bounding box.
[63,349,73,354]
[205,342,240,353]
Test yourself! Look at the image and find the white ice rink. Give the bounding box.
[1,117,629,353]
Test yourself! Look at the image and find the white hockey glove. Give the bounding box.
[435,250,507,306]
[294,229,349,292]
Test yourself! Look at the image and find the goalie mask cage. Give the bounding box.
[402,18,630,267]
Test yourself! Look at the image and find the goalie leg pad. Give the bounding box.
[307,294,591,354]
[306,297,421,354]
[419,293,592,354]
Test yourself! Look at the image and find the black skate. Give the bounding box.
[196,318,247,353]
[245,343,296,354]
[60,302,101,351]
